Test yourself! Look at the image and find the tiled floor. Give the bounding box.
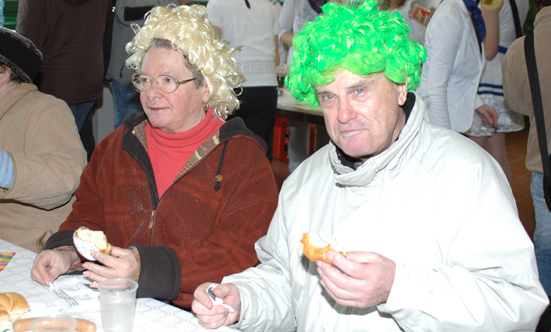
[271,121,536,241]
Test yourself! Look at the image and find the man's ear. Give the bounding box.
[397,78,408,106]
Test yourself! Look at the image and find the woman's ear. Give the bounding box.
[202,82,211,104]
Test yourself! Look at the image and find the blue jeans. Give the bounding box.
[68,101,96,132]
[108,79,142,129]
[531,171,551,295]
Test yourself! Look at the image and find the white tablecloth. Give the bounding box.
[0,239,237,332]
[277,87,323,117]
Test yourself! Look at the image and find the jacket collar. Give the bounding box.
[329,91,426,187]
[122,112,268,152]
[0,83,37,121]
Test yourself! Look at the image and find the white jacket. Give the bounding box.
[417,0,484,132]
[223,92,548,331]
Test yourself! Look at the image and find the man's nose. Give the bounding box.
[337,99,355,123]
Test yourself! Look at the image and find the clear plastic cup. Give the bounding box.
[98,278,139,332]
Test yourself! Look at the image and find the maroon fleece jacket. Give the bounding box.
[46,113,278,308]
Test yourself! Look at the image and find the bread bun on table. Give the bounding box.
[0,292,30,330]
[73,226,112,261]
[300,232,346,264]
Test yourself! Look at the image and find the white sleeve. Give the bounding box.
[271,3,281,36]
[420,11,463,129]
[222,203,297,332]
[205,0,223,28]
[279,0,296,37]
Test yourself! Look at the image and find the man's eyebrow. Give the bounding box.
[346,79,373,91]
[315,89,331,96]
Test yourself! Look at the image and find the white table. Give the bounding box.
[0,239,237,332]
[276,88,325,125]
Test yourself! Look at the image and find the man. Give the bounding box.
[0,28,86,252]
[17,0,113,159]
[503,0,551,330]
[192,1,548,331]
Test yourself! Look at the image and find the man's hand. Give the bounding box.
[192,282,241,329]
[476,104,498,128]
[317,251,396,308]
[82,246,140,284]
[31,249,80,285]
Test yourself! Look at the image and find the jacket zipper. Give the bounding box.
[148,210,156,245]
[145,139,227,246]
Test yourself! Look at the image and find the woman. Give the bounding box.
[30,5,279,309]
[417,0,498,134]
[465,0,529,181]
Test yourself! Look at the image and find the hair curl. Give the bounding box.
[126,5,245,119]
[287,0,427,107]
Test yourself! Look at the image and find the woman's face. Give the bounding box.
[139,47,210,133]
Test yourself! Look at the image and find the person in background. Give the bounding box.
[107,0,191,130]
[30,5,278,310]
[192,1,548,330]
[279,0,333,172]
[382,0,428,45]
[269,0,287,65]
[464,0,529,181]
[17,0,113,160]
[0,28,86,252]
[503,0,551,329]
[0,0,4,27]
[417,0,499,134]
[207,0,280,161]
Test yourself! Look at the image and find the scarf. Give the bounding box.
[308,0,329,13]
[462,0,486,47]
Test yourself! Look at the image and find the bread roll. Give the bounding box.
[0,292,30,329]
[5,293,30,316]
[300,232,346,264]
[73,226,112,261]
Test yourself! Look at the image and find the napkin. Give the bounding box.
[0,252,15,273]
[48,275,99,312]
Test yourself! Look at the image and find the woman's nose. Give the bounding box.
[145,80,163,100]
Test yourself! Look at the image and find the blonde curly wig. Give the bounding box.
[125,5,245,119]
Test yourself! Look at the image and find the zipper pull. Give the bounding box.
[148,210,156,229]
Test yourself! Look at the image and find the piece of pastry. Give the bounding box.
[300,232,346,264]
[73,226,112,261]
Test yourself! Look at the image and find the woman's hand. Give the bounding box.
[31,249,80,285]
[82,246,140,284]
[476,104,498,128]
[317,251,396,308]
[192,282,241,329]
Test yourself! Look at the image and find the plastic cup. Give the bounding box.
[98,278,139,332]
[30,315,77,332]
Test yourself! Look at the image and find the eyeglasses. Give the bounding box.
[131,73,197,93]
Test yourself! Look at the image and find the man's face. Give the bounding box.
[315,70,408,162]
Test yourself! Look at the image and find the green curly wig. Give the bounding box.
[287,0,427,107]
